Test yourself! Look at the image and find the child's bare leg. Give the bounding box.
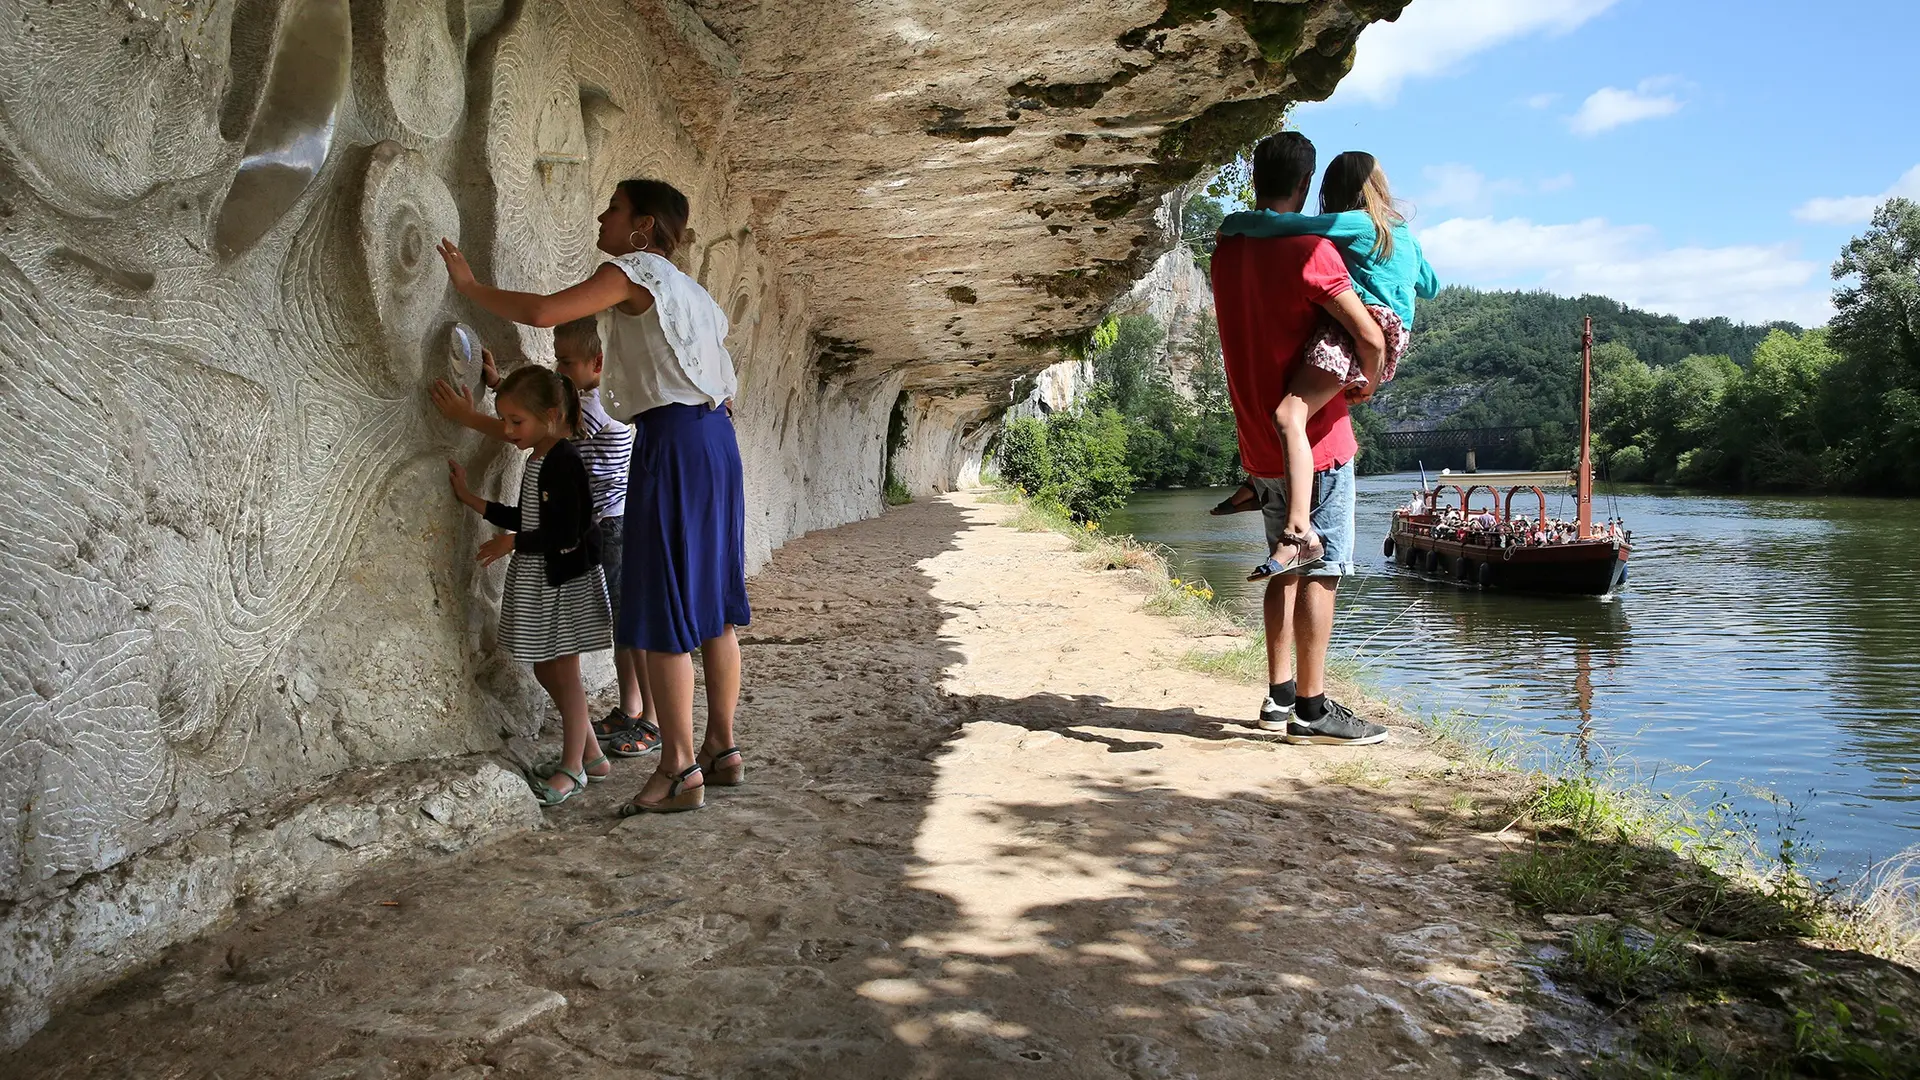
[534,655,592,794]
[1271,365,1349,560]
[614,647,653,721]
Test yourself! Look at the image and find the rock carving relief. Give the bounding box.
[359,140,461,379]
[482,2,597,303]
[0,0,233,218]
[0,0,448,902]
[353,0,468,144]
[212,0,352,259]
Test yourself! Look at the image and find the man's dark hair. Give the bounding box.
[1251,131,1316,205]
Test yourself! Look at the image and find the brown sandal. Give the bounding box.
[619,764,704,815]
[604,716,661,758]
[698,746,744,787]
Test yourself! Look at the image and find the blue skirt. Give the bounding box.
[618,403,752,654]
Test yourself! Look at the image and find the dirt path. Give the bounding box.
[15,494,1590,1079]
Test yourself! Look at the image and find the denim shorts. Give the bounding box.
[598,514,624,624]
[1248,461,1356,577]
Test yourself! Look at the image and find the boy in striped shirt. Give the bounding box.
[431,318,658,755]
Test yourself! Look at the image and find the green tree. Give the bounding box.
[1091,314,1166,416]
[1040,405,1134,522]
[1181,190,1227,266]
[1827,197,1920,490]
[1719,329,1842,488]
[998,416,1051,494]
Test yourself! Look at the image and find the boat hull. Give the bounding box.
[1386,522,1628,596]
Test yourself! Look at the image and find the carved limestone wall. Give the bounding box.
[0,0,881,1044]
[0,0,1403,1046]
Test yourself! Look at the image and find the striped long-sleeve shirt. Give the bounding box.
[575,389,635,521]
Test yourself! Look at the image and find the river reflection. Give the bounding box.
[1104,475,1920,879]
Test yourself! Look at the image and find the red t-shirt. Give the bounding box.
[1211,233,1358,477]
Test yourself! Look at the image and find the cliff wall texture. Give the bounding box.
[0,0,1404,1044]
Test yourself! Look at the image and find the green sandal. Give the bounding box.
[535,753,611,783]
[528,765,587,807]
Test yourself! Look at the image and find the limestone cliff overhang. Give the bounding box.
[684,0,1410,400]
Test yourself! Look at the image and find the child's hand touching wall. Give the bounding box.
[448,459,486,514]
[477,533,515,567]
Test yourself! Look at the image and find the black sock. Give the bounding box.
[1268,679,1296,706]
[1295,694,1328,723]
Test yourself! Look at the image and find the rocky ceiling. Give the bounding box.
[676,0,1410,396]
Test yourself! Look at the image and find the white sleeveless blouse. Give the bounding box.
[598,252,738,419]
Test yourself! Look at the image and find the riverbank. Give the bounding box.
[8,493,1917,1078]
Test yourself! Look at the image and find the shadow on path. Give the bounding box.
[13,497,1917,1079]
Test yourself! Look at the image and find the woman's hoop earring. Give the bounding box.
[627,230,642,250]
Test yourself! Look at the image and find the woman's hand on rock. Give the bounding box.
[438,238,476,292]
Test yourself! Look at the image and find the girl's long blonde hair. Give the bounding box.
[1319,151,1402,261]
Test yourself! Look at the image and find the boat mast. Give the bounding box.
[1577,315,1594,541]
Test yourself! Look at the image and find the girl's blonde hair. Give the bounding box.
[1319,151,1402,261]
[496,366,581,438]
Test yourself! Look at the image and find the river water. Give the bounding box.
[1105,475,1920,881]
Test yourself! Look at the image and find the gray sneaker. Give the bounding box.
[1284,700,1388,745]
[1258,696,1292,732]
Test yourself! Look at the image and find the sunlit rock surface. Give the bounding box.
[0,0,1403,1045]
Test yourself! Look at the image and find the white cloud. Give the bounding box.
[1419,164,1521,213]
[1793,164,1920,225]
[1568,78,1684,136]
[1525,92,1561,110]
[1341,0,1619,105]
[1417,216,1833,325]
[1415,165,1576,216]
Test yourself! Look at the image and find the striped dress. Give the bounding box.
[496,455,613,663]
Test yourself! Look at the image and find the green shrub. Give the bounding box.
[1040,405,1134,522]
[1609,444,1648,482]
[883,476,912,505]
[999,416,1052,494]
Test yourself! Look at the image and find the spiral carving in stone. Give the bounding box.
[359,141,460,379]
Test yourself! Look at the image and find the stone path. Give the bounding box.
[14,494,1595,1079]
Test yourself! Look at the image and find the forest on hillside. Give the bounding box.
[1360,286,1802,475]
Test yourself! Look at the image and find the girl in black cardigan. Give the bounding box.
[450,367,612,806]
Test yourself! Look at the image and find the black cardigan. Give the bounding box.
[484,438,603,587]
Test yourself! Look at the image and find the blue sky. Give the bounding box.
[1289,0,1920,326]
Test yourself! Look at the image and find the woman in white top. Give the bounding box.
[438,179,749,815]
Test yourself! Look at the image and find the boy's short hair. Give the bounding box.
[1251,131,1316,205]
[554,316,602,357]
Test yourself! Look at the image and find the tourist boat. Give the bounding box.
[1383,317,1631,596]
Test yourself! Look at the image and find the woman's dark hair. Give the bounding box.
[1318,150,1401,259]
[497,365,581,438]
[616,178,690,258]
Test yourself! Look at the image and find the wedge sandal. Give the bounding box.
[698,746,744,787]
[619,764,705,815]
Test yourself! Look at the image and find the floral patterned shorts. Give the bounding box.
[1304,304,1408,390]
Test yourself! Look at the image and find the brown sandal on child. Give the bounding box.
[698,746,744,787]
[1209,481,1260,516]
[619,764,705,815]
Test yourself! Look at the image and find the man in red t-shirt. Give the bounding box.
[1211,131,1388,746]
